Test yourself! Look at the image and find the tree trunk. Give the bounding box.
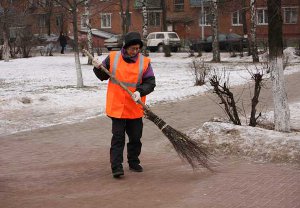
[241,0,248,36]
[250,0,259,62]
[242,0,251,56]
[72,7,84,88]
[211,0,220,62]
[161,0,167,31]
[125,0,130,33]
[46,13,51,36]
[60,14,65,33]
[267,0,290,132]
[141,0,148,39]
[85,0,93,65]
[119,0,125,35]
[141,0,149,56]
[2,31,10,62]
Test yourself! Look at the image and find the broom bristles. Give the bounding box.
[162,125,212,170]
[144,109,212,170]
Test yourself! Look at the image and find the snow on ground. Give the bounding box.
[189,101,300,164]
[1,48,300,141]
[191,106,300,164]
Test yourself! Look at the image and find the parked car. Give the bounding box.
[104,34,124,51]
[190,33,248,52]
[146,32,181,52]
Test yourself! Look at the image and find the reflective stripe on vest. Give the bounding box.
[111,51,144,87]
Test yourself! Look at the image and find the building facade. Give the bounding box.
[3,0,299,48]
[84,0,299,45]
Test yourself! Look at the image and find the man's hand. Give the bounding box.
[92,57,102,68]
[132,91,141,103]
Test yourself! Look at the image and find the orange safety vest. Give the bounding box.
[106,51,150,119]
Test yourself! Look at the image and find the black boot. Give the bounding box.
[129,164,143,172]
[112,165,124,178]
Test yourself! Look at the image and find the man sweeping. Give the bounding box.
[92,32,156,178]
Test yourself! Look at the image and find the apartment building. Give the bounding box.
[2,0,299,48]
[84,0,299,46]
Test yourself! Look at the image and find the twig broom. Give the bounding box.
[83,49,212,170]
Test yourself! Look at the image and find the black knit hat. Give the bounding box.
[123,32,143,49]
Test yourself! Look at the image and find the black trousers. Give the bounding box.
[61,46,65,54]
[110,117,143,169]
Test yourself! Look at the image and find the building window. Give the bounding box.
[232,10,242,26]
[39,14,47,27]
[257,8,268,25]
[148,12,160,26]
[174,0,184,12]
[81,15,88,29]
[100,13,112,28]
[56,15,63,27]
[199,9,211,26]
[283,7,298,24]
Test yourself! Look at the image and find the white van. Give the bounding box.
[146,32,181,52]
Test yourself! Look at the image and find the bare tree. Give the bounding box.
[84,0,93,65]
[250,0,259,62]
[211,0,220,62]
[119,0,131,35]
[241,0,248,37]
[0,0,13,62]
[53,0,85,88]
[249,70,264,126]
[140,0,150,56]
[190,58,211,86]
[141,0,148,39]
[267,0,290,132]
[209,71,241,125]
[160,0,167,31]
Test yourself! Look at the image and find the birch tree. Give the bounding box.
[267,0,290,132]
[141,0,148,39]
[140,0,149,56]
[84,0,93,65]
[211,0,220,62]
[250,0,259,62]
[54,0,85,88]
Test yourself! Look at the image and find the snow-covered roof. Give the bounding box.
[34,34,59,42]
[79,29,115,39]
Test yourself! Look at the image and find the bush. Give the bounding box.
[189,59,210,86]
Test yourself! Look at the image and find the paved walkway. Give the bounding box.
[0,72,300,208]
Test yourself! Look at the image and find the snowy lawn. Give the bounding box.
[1,48,300,162]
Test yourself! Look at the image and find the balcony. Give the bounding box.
[134,0,161,9]
[190,0,211,7]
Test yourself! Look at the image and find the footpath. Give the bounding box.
[0,72,300,208]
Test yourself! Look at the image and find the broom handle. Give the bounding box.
[83,49,150,111]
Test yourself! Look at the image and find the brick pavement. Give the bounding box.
[0,72,300,208]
